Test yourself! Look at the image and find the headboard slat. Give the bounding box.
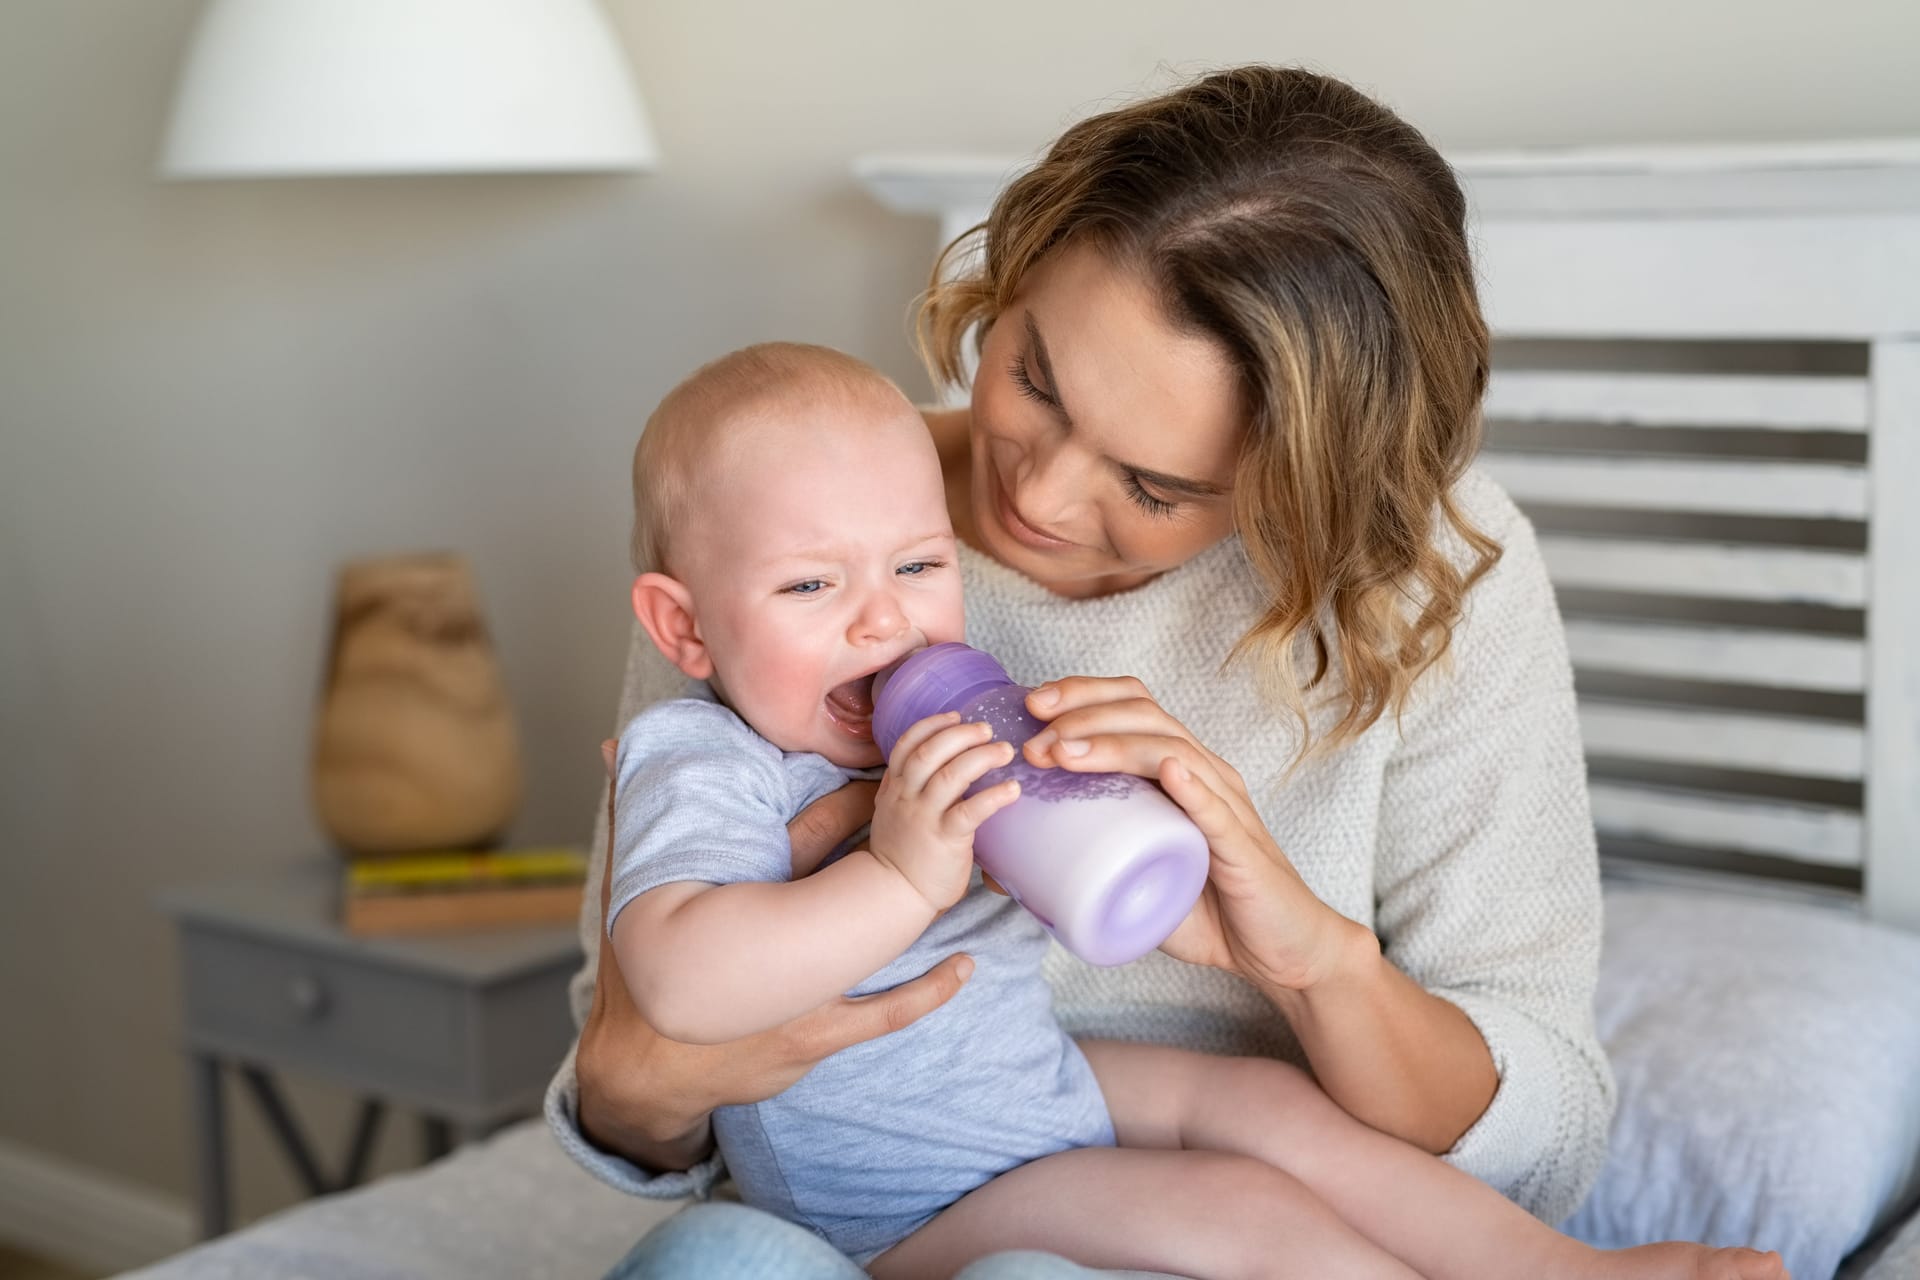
[1589,781,1862,867]
[1482,453,1869,519]
[1539,537,1867,606]
[1564,620,1865,692]
[1482,371,1870,432]
[1581,702,1866,781]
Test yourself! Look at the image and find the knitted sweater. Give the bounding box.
[545,467,1615,1227]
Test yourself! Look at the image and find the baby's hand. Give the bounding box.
[869,712,1021,914]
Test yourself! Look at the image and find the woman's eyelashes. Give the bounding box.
[1007,353,1057,409]
[1122,473,1179,518]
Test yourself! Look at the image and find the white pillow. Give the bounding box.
[1564,883,1920,1280]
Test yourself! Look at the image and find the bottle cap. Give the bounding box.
[871,642,1014,758]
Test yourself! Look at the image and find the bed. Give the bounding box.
[127,139,1920,1280]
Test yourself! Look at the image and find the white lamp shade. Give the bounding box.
[160,0,659,178]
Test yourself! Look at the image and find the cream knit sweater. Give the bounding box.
[546,467,1615,1227]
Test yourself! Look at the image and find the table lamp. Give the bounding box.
[159,0,658,178]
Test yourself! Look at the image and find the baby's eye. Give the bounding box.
[781,579,828,596]
[896,559,946,577]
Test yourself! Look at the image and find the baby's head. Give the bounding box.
[630,343,964,767]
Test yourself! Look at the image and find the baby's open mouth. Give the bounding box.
[824,673,877,737]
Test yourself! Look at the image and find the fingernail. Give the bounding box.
[955,956,975,982]
[1031,685,1060,709]
[1167,758,1188,782]
[1057,739,1090,758]
[1029,729,1057,753]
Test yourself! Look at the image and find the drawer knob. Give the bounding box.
[287,974,329,1020]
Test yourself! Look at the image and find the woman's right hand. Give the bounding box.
[574,741,977,1172]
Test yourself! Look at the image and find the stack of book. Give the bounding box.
[340,846,589,937]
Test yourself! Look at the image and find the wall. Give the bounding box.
[3,0,1917,1249]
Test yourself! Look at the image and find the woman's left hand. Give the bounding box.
[1022,676,1367,995]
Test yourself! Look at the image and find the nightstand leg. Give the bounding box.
[422,1115,453,1162]
[189,1053,229,1240]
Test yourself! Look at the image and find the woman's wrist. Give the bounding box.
[1255,918,1497,1152]
[579,1077,716,1170]
[1256,912,1384,1022]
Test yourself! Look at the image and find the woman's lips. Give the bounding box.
[992,468,1075,551]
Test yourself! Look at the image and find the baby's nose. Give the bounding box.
[850,591,908,643]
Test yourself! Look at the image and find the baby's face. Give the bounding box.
[679,401,965,767]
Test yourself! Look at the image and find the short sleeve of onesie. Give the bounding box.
[605,698,857,935]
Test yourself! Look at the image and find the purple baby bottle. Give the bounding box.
[871,642,1210,967]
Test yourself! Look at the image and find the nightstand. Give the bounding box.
[158,860,585,1239]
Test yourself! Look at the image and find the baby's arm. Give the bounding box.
[613,712,1018,1045]
[614,854,935,1044]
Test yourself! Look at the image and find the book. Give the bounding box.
[340,846,587,937]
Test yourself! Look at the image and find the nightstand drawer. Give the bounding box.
[180,927,469,1100]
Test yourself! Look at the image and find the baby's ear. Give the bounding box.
[631,573,714,680]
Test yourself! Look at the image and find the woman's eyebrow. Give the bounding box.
[1027,312,1228,500]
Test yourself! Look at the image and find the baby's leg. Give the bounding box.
[865,1146,1420,1280]
[1081,1040,1787,1280]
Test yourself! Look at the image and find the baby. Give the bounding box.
[610,341,1788,1280]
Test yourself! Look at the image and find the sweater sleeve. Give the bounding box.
[544,625,729,1201]
[1371,479,1616,1225]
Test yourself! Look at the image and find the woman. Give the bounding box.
[547,64,1614,1277]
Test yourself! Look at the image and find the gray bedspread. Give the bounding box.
[123,1120,677,1280]
[118,1116,1920,1279]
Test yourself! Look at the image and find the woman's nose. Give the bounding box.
[848,587,908,646]
[1016,436,1093,529]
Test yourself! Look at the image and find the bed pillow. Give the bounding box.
[1563,882,1920,1280]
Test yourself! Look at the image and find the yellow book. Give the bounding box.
[346,846,587,894]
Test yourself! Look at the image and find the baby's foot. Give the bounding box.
[1597,1241,1789,1280]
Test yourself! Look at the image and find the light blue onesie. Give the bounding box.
[607,697,1116,1265]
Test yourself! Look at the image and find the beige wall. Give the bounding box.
[3,0,1918,1241]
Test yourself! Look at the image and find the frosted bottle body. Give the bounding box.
[871,643,1209,967]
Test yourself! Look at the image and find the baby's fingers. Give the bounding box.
[886,711,963,773]
[922,736,1017,807]
[895,719,998,792]
[943,777,1021,837]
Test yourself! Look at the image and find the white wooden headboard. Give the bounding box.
[856,141,1920,931]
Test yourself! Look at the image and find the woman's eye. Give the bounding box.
[1123,473,1179,518]
[1007,354,1057,408]
[781,579,827,596]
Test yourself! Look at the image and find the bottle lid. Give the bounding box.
[871,642,1014,759]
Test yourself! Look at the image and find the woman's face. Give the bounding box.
[967,241,1246,598]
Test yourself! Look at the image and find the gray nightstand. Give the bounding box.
[158,860,585,1239]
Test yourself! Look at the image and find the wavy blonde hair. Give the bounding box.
[918,66,1502,753]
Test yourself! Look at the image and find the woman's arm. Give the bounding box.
[613,855,938,1045]
[1356,502,1614,1220]
[1019,496,1611,1214]
[1148,757,1499,1154]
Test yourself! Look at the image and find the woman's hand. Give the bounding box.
[1021,678,1370,996]
[574,741,976,1170]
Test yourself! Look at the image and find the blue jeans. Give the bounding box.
[605,1202,1138,1279]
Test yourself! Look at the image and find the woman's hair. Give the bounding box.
[918,65,1501,753]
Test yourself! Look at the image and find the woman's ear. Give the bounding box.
[631,573,714,680]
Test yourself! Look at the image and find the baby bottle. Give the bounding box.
[870,643,1210,967]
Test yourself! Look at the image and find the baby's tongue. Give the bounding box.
[825,674,875,719]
